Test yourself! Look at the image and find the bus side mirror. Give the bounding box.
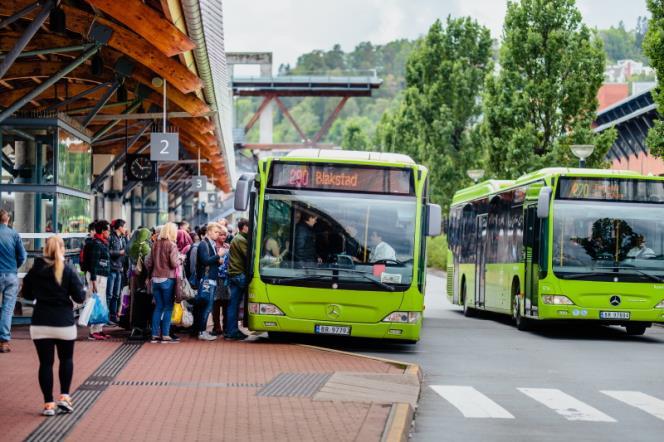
[234,173,255,212]
[537,187,552,219]
[427,203,442,236]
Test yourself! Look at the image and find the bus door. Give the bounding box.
[523,205,539,316]
[475,214,488,308]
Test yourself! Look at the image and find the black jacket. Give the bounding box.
[108,231,127,271]
[22,258,86,327]
[89,237,110,281]
[294,222,317,264]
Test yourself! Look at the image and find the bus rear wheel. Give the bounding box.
[462,281,475,317]
[625,325,647,336]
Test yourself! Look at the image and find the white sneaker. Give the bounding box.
[198,331,217,341]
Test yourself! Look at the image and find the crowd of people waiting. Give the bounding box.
[0,209,250,416]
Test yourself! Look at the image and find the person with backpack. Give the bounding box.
[127,227,151,338]
[211,226,231,336]
[87,220,111,340]
[226,218,250,340]
[195,222,225,341]
[22,236,85,416]
[186,226,204,289]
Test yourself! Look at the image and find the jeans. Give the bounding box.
[0,273,19,342]
[151,279,175,337]
[227,274,247,336]
[195,279,215,333]
[106,270,123,321]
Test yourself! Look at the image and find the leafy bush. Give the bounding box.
[427,235,448,270]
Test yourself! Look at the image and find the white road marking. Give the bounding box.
[518,388,616,422]
[430,385,515,419]
[601,390,664,421]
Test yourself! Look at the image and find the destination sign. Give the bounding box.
[557,178,664,202]
[269,163,414,194]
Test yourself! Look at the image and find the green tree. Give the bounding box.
[376,17,493,208]
[482,0,615,179]
[643,0,664,158]
[600,21,640,63]
[341,117,372,150]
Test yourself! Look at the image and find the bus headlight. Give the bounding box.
[382,312,421,323]
[542,295,575,305]
[248,303,284,315]
[655,300,664,309]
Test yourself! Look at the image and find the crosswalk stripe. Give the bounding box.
[601,390,664,421]
[430,385,515,419]
[518,388,616,422]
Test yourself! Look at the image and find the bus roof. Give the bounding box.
[282,148,416,165]
[452,167,652,205]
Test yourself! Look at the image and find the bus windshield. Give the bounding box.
[552,200,664,280]
[259,191,417,289]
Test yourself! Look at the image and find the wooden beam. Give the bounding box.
[84,0,195,57]
[0,2,204,93]
[2,60,113,83]
[0,82,123,107]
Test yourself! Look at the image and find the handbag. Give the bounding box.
[181,302,194,328]
[215,281,231,301]
[89,293,110,325]
[175,265,196,303]
[171,302,183,326]
[78,295,96,326]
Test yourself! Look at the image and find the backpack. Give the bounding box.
[79,239,93,273]
[185,242,200,288]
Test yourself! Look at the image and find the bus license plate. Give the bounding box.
[315,325,351,335]
[600,311,630,320]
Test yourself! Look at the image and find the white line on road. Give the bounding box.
[430,385,515,419]
[601,390,664,421]
[518,388,616,422]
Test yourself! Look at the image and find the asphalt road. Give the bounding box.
[298,271,664,441]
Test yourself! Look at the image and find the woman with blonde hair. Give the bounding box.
[145,222,180,343]
[22,236,86,416]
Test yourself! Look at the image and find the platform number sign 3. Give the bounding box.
[150,132,179,161]
[192,175,207,191]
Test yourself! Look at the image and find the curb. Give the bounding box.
[296,344,421,441]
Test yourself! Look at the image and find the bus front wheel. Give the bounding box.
[513,292,529,331]
[625,325,647,336]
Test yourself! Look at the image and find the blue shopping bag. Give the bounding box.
[89,293,109,325]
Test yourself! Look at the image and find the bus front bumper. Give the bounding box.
[538,304,664,323]
[248,313,421,341]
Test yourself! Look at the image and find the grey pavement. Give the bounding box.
[324,271,664,441]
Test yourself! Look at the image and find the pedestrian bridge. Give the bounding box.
[232,75,383,97]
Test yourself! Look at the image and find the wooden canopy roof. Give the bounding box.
[0,0,230,192]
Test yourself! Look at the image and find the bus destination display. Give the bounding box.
[558,178,664,202]
[270,163,414,194]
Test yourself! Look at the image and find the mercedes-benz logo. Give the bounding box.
[610,295,621,306]
[326,304,341,319]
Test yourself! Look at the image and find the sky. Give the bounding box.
[223,0,650,75]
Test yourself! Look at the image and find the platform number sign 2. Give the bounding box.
[192,175,207,191]
[150,133,179,161]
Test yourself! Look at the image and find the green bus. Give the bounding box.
[446,167,664,335]
[234,149,441,342]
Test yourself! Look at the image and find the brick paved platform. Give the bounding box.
[0,326,419,442]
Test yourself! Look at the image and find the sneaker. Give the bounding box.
[99,332,112,340]
[56,394,73,413]
[0,342,10,353]
[224,331,248,341]
[161,336,179,344]
[88,333,105,341]
[198,331,217,341]
[150,336,161,344]
[169,333,181,342]
[42,402,56,416]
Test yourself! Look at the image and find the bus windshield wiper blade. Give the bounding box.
[301,266,396,291]
[594,266,664,283]
[269,274,331,284]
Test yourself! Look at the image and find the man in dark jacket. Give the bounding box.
[294,213,320,267]
[0,209,27,353]
[107,219,127,323]
[226,218,250,340]
[87,220,111,339]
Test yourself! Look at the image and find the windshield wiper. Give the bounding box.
[300,266,396,291]
[594,266,664,283]
[269,274,331,285]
